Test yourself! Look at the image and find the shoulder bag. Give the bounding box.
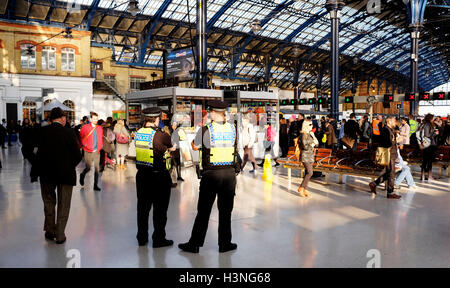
[375,147,390,166]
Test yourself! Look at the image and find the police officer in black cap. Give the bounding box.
[134,107,177,247]
[179,100,239,253]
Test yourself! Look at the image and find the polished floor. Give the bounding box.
[0,145,449,268]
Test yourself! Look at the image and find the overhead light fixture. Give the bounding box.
[128,0,140,16]
[394,61,399,71]
[425,68,430,77]
[371,85,376,93]
[64,27,73,39]
[250,20,261,34]
[26,46,34,55]
[352,56,359,65]
[292,47,301,57]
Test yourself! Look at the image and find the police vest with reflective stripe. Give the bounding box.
[205,122,236,168]
[135,127,156,167]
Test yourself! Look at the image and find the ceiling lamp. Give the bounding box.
[250,20,261,34]
[64,27,73,39]
[26,46,34,55]
[394,61,399,71]
[425,68,430,77]
[128,0,140,16]
[292,47,301,57]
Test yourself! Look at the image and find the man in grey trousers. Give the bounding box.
[31,108,82,244]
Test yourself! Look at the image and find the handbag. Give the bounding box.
[375,147,390,166]
[415,129,431,150]
[116,132,129,144]
[341,135,355,149]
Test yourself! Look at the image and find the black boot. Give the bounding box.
[79,172,85,186]
[93,172,101,191]
[178,242,199,253]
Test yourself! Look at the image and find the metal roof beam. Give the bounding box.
[207,0,237,30]
[138,0,173,64]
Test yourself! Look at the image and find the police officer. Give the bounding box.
[135,107,177,247]
[179,100,239,253]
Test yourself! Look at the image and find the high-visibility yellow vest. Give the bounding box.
[409,120,418,136]
[372,120,381,136]
[135,127,156,167]
[135,127,172,170]
[207,122,236,167]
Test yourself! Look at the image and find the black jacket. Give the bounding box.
[31,122,82,186]
[379,126,398,160]
[344,119,361,140]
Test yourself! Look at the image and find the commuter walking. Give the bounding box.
[241,112,257,172]
[79,112,103,191]
[297,120,318,198]
[1,118,7,149]
[20,118,36,164]
[279,116,289,158]
[418,114,439,181]
[360,114,371,143]
[101,120,116,171]
[343,113,360,150]
[30,108,82,244]
[324,120,337,150]
[369,116,402,199]
[338,119,346,149]
[170,121,183,183]
[7,119,17,146]
[398,117,410,149]
[114,119,130,169]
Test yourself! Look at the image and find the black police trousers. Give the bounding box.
[189,168,236,247]
[136,168,172,242]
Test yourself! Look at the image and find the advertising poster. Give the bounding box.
[166,48,195,81]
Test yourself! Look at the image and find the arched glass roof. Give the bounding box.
[3,0,448,91]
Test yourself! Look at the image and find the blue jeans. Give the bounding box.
[395,164,415,187]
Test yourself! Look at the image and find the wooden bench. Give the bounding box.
[435,146,450,178]
[277,148,384,185]
[400,145,450,178]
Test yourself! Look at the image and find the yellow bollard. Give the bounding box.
[261,154,273,183]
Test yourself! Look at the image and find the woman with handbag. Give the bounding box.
[297,120,318,198]
[114,119,130,169]
[369,116,402,199]
[419,114,439,181]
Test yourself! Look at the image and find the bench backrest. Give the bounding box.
[436,146,450,161]
[315,148,332,163]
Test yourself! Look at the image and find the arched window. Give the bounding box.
[63,100,75,124]
[61,48,75,71]
[20,44,36,69]
[42,46,56,70]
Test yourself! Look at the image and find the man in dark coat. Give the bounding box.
[31,108,82,244]
[344,113,361,150]
[369,116,402,199]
